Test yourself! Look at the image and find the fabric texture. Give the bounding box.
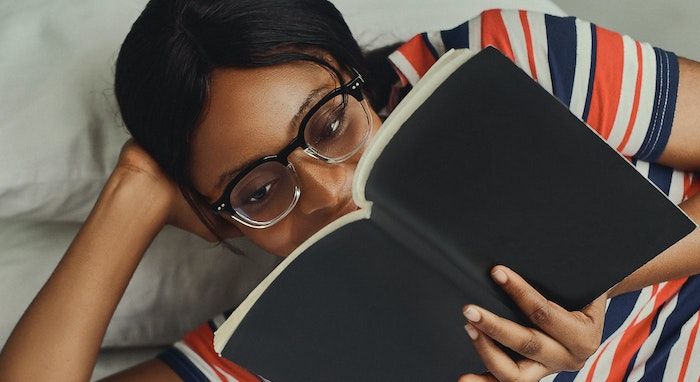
[158,8,700,382]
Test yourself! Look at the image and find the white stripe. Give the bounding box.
[606,35,638,149]
[663,311,700,381]
[635,160,650,178]
[632,282,668,326]
[572,287,653,382]
[387,50,421,86]
[426,30,446,56]
[527,11,553,94]
[622,42,657,156]
[468,15,481,51]
[668,169,686,205]
[174,341,223,381]
[627,293,680,381]
[569,18,593,119]
[500,10,531,76]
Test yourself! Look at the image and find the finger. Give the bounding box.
[464,323,522,382]
[515,357,559,381]
[464,305,574,369]
[580,292,608,325]
[490,265,597,352]
[457,371,498,382]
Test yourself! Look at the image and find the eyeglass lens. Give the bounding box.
[229,92,371,225]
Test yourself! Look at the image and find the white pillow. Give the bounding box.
[0,0,565,349]
[0,219,281,348]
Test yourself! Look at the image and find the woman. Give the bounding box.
[1,0,699,381]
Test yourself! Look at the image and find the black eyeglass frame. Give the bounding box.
[210,68,370,228]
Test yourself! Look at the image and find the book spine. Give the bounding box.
[370,202,529,329]
[369,203,492,299]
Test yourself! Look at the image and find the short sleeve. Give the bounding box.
[156,310,268,382]
[387,9,680,163]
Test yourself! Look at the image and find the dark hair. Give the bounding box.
[114,0,397,255]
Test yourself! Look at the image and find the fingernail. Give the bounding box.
[492,269,508,284]
[464,323,479,340]
[463,306,481,322]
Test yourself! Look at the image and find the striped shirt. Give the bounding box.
[390,9,700,382]
[158,9,700,381]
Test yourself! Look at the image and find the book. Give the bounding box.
[212,47,697,381]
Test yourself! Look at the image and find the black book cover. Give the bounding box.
[213,47,696,381]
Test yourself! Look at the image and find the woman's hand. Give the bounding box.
[114,138,242,242]
[459,265,607,382]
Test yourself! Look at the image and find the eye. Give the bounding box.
[321,119,341,139]
[244,182,274,205]
[313,110,347,145]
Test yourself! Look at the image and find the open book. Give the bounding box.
[213,47,696,381]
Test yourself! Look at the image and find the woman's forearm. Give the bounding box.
[0,168,171,381]
[607,191,700,298]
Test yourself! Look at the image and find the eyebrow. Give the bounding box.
[213,86,330,193]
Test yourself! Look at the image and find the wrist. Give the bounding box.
[98,166,174,230]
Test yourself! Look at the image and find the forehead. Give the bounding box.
[188,62,340,200]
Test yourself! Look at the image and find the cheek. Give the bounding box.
[240,218,300,257]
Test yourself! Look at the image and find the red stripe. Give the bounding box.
[518,10,538,80]
[183,324,262,382]
[605,279,687,381]
[585,340,614,381]
[617,41,643,152]
[396,34,437,79]
[677,312,700,382]
[586,26,625,140]
[481,9,515,61]
[683,174,700,202]
[682,173,692,201]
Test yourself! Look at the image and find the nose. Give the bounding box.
[289,149,347,216]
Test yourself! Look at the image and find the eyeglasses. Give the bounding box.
[210,68,373,229]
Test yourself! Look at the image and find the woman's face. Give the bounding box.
[188,60,383,258]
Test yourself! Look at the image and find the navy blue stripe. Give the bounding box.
[640,49,679,162]
[440,21,469,50]
[647,162,674,195]
[420,33,440,60]
[602,289,642,341]
[544,14,577,107]
[582,23,597,122]
[649,305,661,334]
[635,48,665,160]
[622,349,640,381]
[552,370,578,382]
[640,276,700,381]
[157,346,210,382]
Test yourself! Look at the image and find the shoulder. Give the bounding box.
[386,9,569,89]
[156,313,267,381]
